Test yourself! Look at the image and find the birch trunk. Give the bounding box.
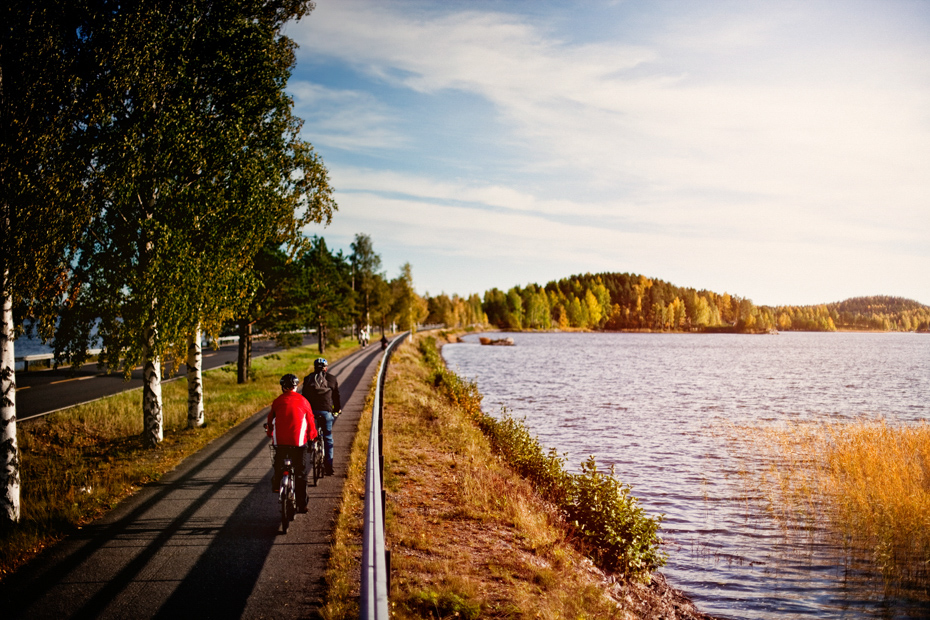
[138,195,163,447]
[142,323,164,448]
[236,320,251,384]
[186,326,204,429]
[0,277,21,523]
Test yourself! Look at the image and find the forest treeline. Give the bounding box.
[425,272,930,333]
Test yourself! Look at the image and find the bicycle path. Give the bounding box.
[0,342,388,619]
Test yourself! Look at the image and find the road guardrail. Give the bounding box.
[360,331,408,619]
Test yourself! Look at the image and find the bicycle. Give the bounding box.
[269,444,297,533]
[310,433,325,485]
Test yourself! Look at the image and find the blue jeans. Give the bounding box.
[315,411,335,467]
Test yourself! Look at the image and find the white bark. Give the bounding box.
[186,326,204,429]
[142,323,163,447]
[0,282,21,523]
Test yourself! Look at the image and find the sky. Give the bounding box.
[286,0,930,307]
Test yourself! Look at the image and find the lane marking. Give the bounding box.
[16,385,31,392]
[49,374,102,385]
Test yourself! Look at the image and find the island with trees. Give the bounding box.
[424,272,930,333]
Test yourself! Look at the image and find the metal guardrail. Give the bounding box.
[360,331,409,619]
[209,329,317,347]
[15,349,102,371]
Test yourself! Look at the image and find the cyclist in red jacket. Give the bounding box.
[266,374,317,513]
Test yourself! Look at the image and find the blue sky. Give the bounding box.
[287,0,930,307]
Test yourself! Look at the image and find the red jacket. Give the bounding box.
[267,390,318,447]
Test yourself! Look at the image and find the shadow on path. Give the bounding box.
[0,342,387,620]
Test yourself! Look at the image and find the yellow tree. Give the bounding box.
[585,289,603,327]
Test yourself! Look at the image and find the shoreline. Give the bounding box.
[469,326,928,335]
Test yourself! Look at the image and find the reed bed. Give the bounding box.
[1,340,357,578]
[747,418,930,585]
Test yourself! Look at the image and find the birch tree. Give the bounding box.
[55,0,332,447]
[0,1,94,523]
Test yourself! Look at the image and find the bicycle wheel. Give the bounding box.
[286,478,296,522]
[280,472,290,533]
[312,438,324,484]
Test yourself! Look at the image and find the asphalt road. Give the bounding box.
[14,336,318,420]
[0,341,388,619]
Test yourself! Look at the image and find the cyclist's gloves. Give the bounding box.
[333,410,341,419]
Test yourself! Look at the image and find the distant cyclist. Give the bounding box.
[301,358,341,476]
[266,374,317,512]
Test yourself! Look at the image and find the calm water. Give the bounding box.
[442,332,930,619]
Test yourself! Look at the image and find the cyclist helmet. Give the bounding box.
[279,374,300,390]
[314,357,328,370]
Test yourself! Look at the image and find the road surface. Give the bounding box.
[14,336,318,420]
[0,341,388,619]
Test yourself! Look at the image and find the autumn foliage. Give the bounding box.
[475,272,930,333]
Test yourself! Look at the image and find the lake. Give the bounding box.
[442,331,930,619]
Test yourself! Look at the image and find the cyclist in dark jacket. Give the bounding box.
[301,358,341,476]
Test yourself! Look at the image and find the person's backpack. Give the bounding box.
[307,372,331,399]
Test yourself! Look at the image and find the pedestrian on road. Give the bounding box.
[302,358,341,476]
[266,374,317,512]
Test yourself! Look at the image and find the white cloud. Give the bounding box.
[316,184,924,305]
[290,81,405,152]
[296,2,930,203]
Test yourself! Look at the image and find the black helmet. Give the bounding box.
[314,357,328,370]
[280,374,300,390]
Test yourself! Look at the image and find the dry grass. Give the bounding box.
[746,418,930,584]
[382,338,623,619]
[1,339,358,579]
[320,365,377,620]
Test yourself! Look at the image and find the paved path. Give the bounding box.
[0,342,388,619]
[15,336,320,421]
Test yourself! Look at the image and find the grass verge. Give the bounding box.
[323,331,713,619]
[0,339,358,579]
[746,418,930,586]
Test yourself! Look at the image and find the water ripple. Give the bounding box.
[443,331,930,619]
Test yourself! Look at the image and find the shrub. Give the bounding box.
[566,456,665,575]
